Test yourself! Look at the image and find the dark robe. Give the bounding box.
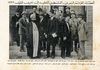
[10,15,21,44]
[26,21,39,57]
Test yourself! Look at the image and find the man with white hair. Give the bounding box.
[29,8,40,25]
[26,12,39,58]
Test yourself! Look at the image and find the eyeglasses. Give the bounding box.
[16,14,20,15]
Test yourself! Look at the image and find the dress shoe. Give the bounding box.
[17,44,20,46]
[66,54,72,58]
[20,50,23,52]
[79,56,85,60]
[61,56,65,59]
[51,56,55,59]
[32,56,40,59]
[23,50,26,52]
[44,56,50,59]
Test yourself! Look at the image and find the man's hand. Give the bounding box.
[16,22,19,27]
[63,37,67,40]
[52,33,57,38]
[45,34,47,38]
[16,22,19,25]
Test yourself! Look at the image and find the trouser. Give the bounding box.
[11,29,16,42]
[47,41,56,57]
[71,39,79,53]
[20,34,26,51]
[66,43,71,56]
[43,41,46,51]
[16,33,20,46]
[60,37,65,57]
[16,28,20,46]
[39,32,46,51]
[60,37,71,57]
[70,30,79,52]
[46,35,58,57]
[39,39,46,51]
[61,45,66,57]
[79,41,85,57]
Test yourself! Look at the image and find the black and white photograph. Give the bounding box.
[9,5,93,60]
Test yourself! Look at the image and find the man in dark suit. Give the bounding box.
[45,12,59,59]
[58,14,71,58]
[43,9,50,23]
[10,10,21,46]
[64,16,72,57]
[63,6,71,17]
[19,11,28,52]
[38,14,47,57]
[42,9,50,51]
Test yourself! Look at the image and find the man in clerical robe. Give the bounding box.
[29,8,40,25]
[26,12,39,58]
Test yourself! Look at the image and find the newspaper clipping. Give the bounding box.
[0,0,100,70]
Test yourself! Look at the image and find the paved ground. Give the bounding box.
[9,41,92,60]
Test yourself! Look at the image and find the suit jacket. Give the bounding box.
[58,18,69,37]
[78,20,88,41]
[38,18,47,34]
[47,17,58,36]
[58,19,71,41]
[43,13,50,23]
[11,15,21,30]
[64,22,71,42]
[69,18,78,40]
[18,17,28,35]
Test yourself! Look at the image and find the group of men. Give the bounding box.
[10,6,88,59]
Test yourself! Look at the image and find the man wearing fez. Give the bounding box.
[19,11,28,52]
[11,10,21,46]
[45,12,59,59]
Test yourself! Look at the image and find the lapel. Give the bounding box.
[66,22,70,32]
[50,17,54,27]
[40,18,43,23]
